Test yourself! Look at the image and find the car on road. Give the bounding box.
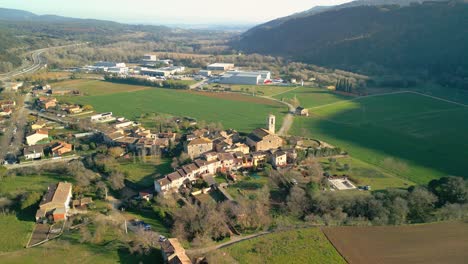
[130,219,151,231]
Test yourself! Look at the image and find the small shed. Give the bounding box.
[295,106,309,116]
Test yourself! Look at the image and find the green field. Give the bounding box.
[222,228,345,264]
[0,229,163,264]
[60,80,286,132]
[53,79,151,96]
[320,157,414,190]
[273,86,351,108]
[292,92,468,184]
[0,214,35,253]
[118,158,172,189]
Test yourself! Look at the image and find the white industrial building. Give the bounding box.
[94,61,126,68]
[207,63,235,71]
[140,54,173,66]
[83,62,127,73]
[219,70,271,85]
[140,66,185,77]
[199,70,212,77]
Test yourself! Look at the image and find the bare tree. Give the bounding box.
[109,171,125,191]
[128,228,159,255]
[0,197,12,214]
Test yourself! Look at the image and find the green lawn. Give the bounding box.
[273,86,351,108]
[1,228,163,264]
[227,84,294,97]
[0,173,72,197]
[118,158,172,189]
[61,80,286,133]
[0,214,35,253]
[222,228,345,264]
[292,92,468,184]
[320,157,414,190]
[53,79,151,96]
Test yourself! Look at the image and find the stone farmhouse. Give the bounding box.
[295,106,309,116]
[35,182,72,223]
[160,238,192,264]
[184,137,213,159]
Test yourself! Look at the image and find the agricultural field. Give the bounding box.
[221,228,345,264]
[52,79,151,96]
[59,80,286,132]
[292,92,468,184]
[323,221,468,264]
[273,86,351,108]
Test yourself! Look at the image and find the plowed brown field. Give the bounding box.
[323,221,468,264]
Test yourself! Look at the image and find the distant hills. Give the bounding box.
[235,0,468,88]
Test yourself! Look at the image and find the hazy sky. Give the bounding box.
[0,0,353,24]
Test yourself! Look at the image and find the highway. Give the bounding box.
[0,42,87,82]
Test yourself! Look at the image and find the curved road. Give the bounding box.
[0,43,87,82]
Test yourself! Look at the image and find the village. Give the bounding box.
[1,72,359,263]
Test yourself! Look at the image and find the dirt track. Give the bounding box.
[323,221,468,264]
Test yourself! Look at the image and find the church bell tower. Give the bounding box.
[267,114,275,134]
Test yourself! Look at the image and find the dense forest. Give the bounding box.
[234,1,468,89]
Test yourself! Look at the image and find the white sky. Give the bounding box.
[0,0,353,24]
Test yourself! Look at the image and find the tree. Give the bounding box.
[387,197,409,225]
[108,147,125,158]
[0,197,13,214]
[428,176,467,206]
[128,228,159,255]
[286,186,309,218]
[21,192,42,210]
[408,188,437,223]
[109,171,125,191]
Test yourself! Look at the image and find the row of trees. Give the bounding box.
[104,75,191,90]
[284,176,467,225]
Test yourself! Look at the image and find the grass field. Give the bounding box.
[53,79,151,96]
[292,92,468,184]
[320,157,414,190]
[0,229,163,264]
[323,221,468,264]
[222,228,345,264]
[0,214,35,253]
[118,158,172,189]
[60,80,285,132]
[273,86,351,108]
[0,173,71,198]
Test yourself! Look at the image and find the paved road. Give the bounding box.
[189,79,208,90]
[260,96,295,136]
[0,43,87,82]
[0,93,32,161]
[4,155,80,170]
[186,231,271,256]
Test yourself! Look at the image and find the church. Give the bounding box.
[246,114,284,151]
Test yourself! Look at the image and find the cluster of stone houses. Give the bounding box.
[38,96,57,110]
[102,119,177,156]
[24,119,74,160]
[0,100,15,117]
[155,115,296,194]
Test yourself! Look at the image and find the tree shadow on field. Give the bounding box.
[305,97,468,183]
